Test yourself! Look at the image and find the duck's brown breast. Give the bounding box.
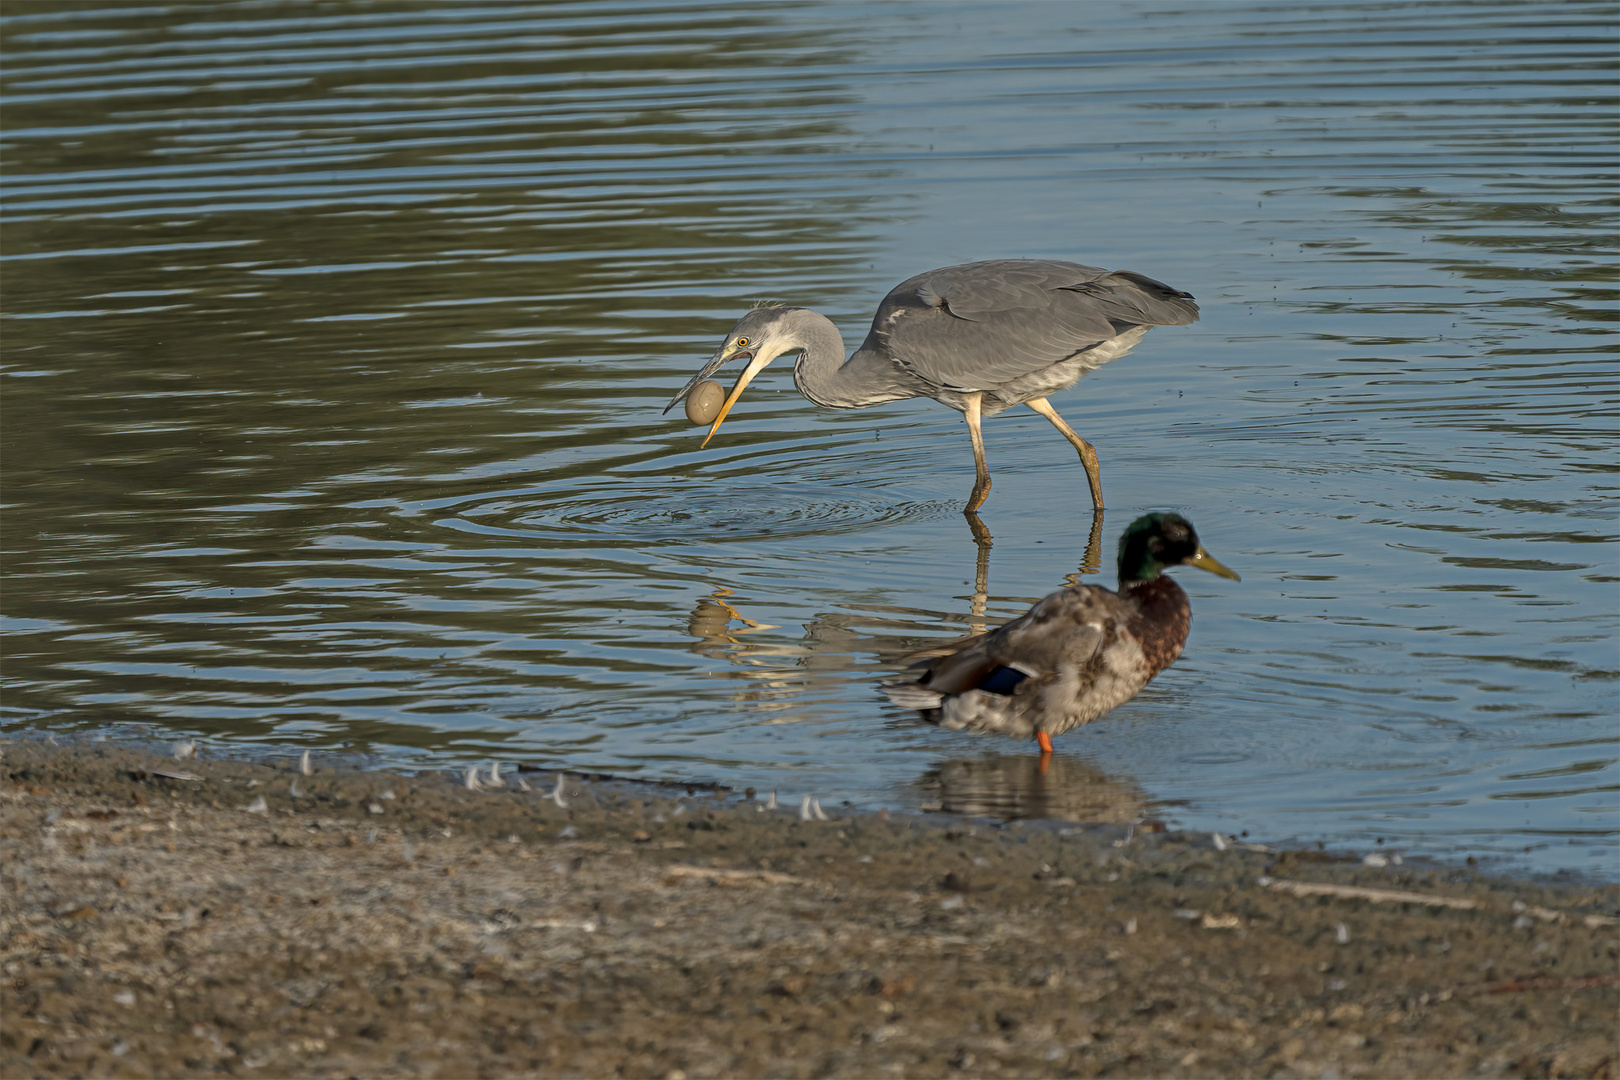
[1122,576,1192,679]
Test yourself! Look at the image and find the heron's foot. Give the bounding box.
[965,475,992,513]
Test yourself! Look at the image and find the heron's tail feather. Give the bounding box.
[1091,271,1200,326]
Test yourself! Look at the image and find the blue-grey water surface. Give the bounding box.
[2,0,1615,878]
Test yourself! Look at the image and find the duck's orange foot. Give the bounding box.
[1036,731,1053,755]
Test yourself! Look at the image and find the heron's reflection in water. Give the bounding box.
[685,588,783,658]
[681,512,1106,669]
[915,751,1146,824]
[961,510,1104,631]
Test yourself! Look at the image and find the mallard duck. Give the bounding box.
[884,513,1238,753]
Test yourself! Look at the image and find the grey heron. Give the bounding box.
[664,259,1199,510]
[884,513,1238,755]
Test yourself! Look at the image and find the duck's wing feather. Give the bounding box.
[917,584,1123,696]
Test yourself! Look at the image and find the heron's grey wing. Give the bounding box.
[917,584,1117,696]
[861,259,1197,393]
[925,260,1198,327]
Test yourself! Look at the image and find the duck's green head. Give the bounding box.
[1117,513,1240,583]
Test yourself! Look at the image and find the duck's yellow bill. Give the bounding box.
[1186,546,1240,581]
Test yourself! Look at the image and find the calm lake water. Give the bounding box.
[3,0,1615,879]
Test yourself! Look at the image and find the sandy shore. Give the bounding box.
[2,737,1615,1078]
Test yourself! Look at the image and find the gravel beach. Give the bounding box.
[3,738,1615,1078]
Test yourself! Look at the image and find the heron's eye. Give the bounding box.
[735,337,750,347]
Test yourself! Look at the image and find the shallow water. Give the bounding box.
[2,0,1615,878]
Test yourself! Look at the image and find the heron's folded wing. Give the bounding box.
[865,259,1198,393]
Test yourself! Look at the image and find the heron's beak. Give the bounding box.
[663,340,748,415]
[1184,545,1240,581]
[700,350,776,448]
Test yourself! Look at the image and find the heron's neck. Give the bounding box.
[785,308,912,409]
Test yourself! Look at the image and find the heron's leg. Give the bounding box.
[963,392,993,512]
[1025,397,1104,509]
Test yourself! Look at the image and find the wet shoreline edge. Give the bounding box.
[4,737,1616,1077]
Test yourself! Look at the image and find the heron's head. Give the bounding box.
[663,307,804,448]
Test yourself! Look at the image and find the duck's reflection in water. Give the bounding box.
[914,751,1146,824]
